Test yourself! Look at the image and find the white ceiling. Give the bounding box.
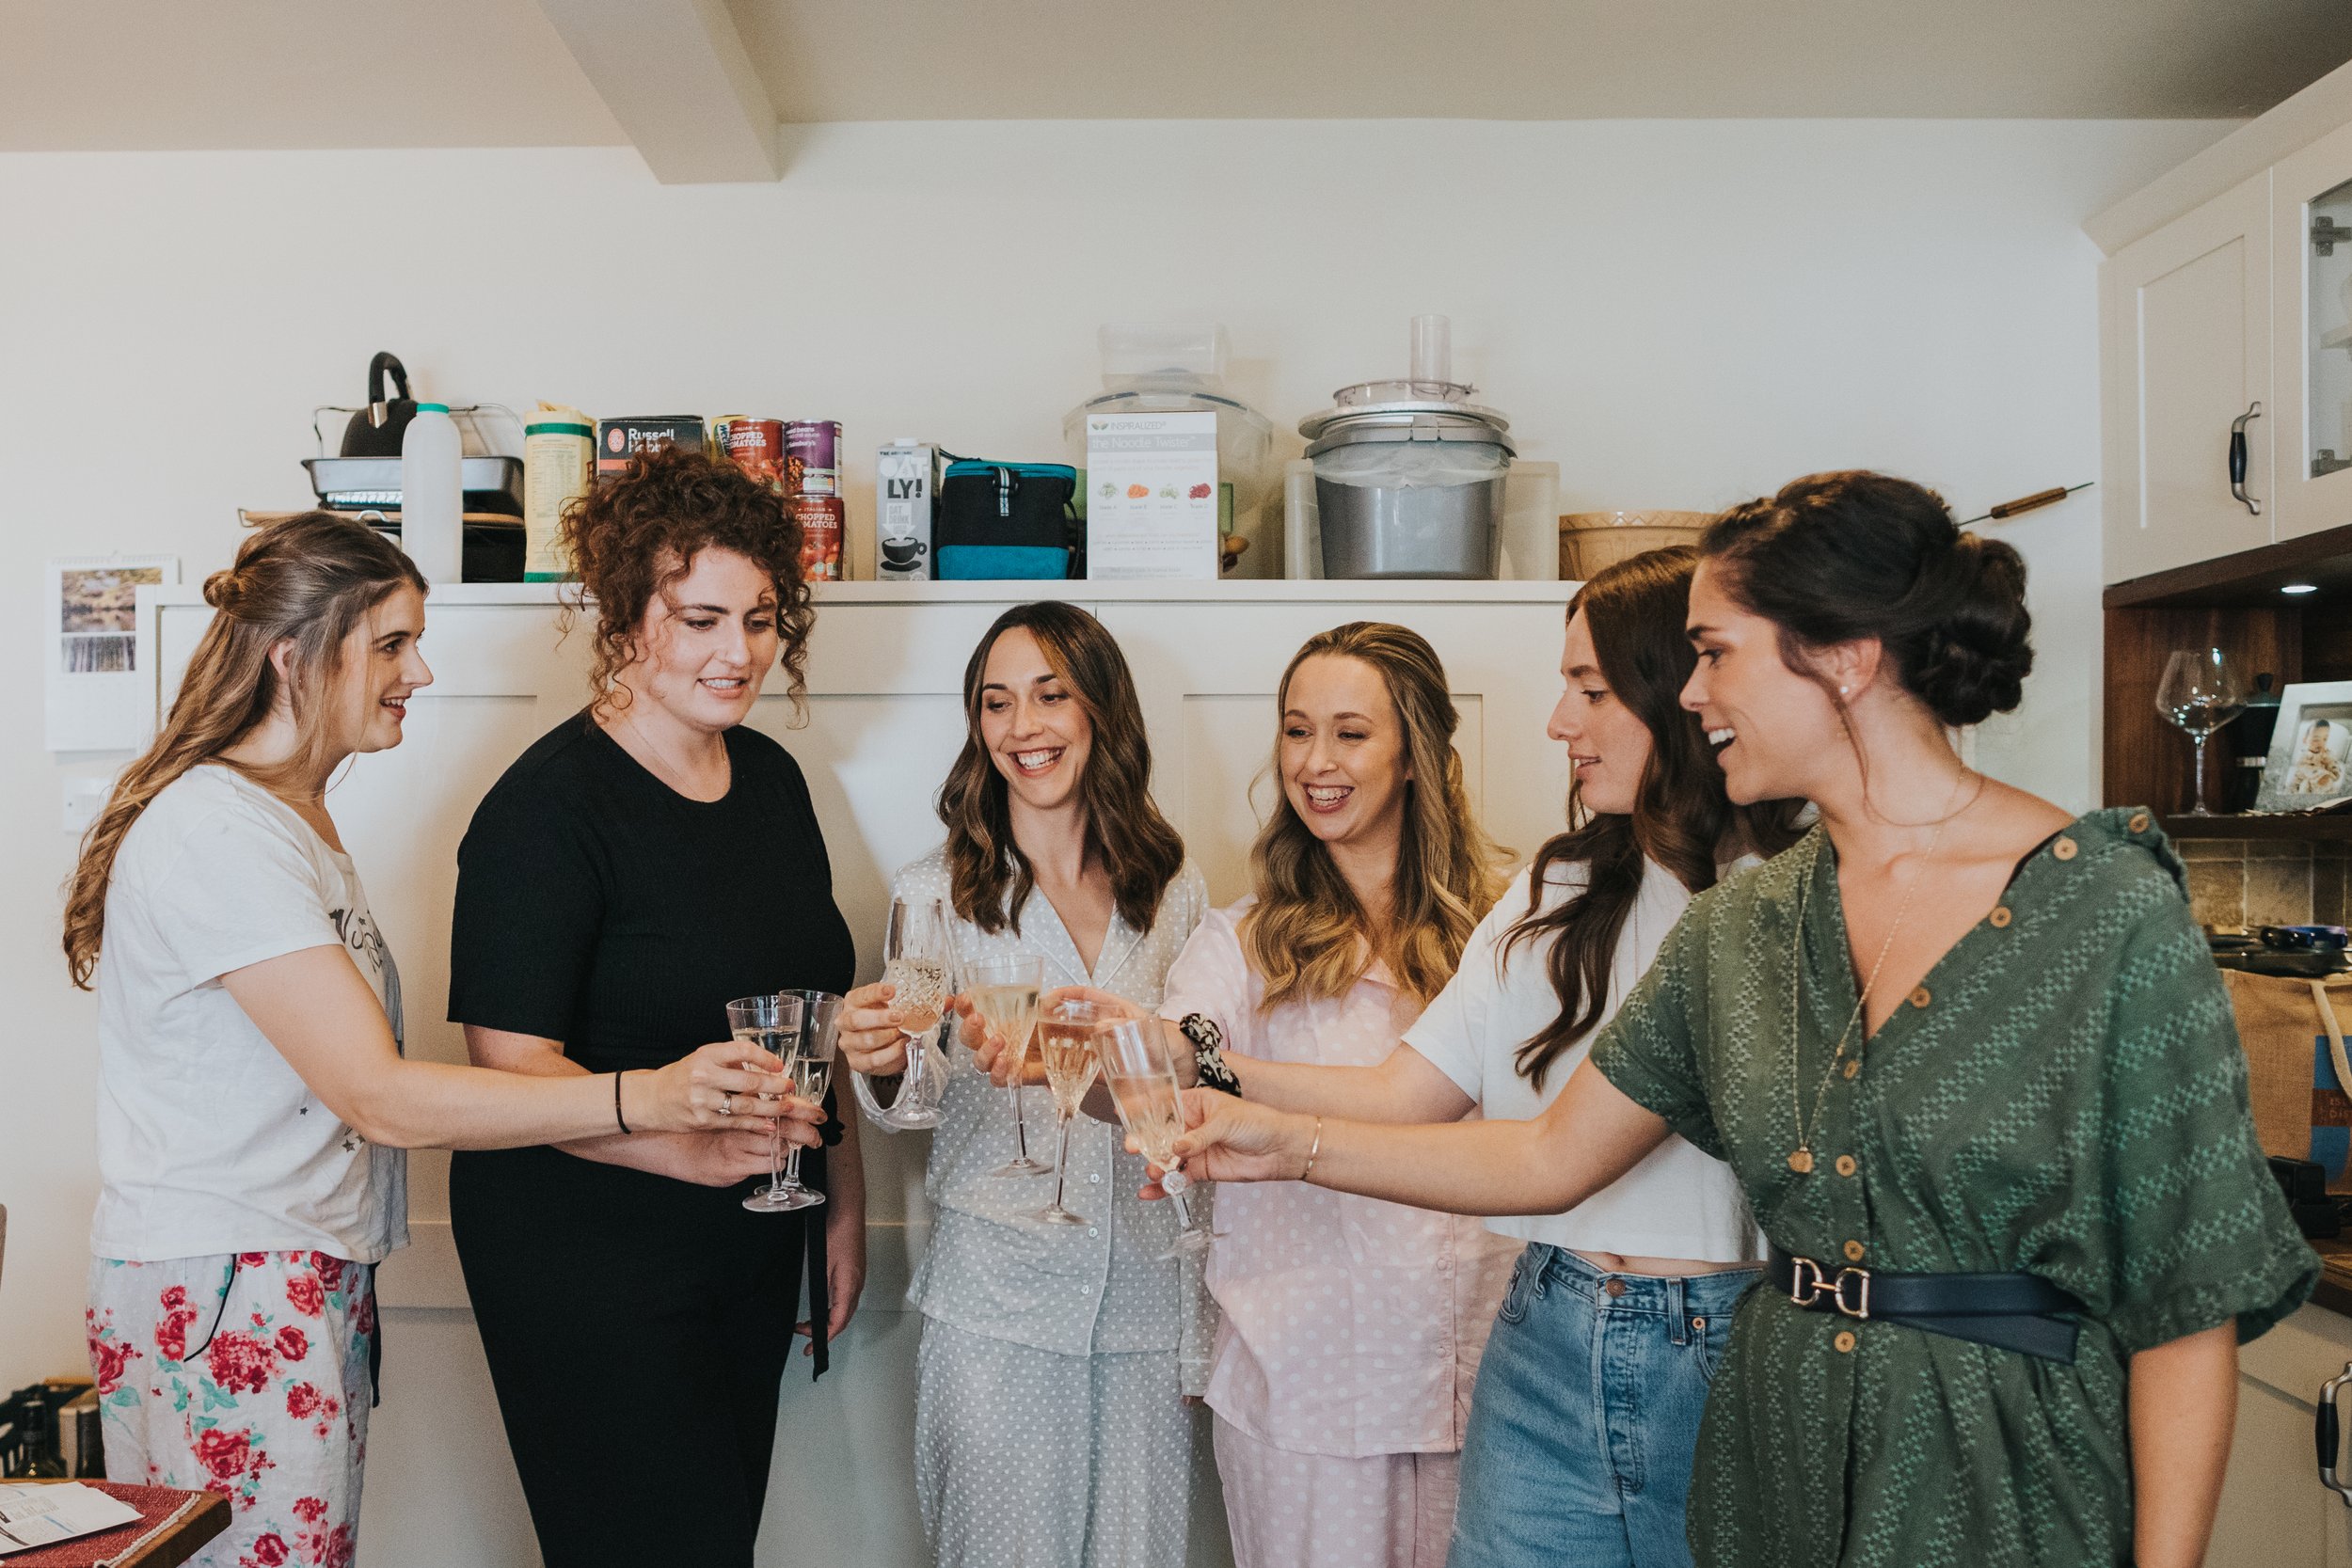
[4,0,2348,157]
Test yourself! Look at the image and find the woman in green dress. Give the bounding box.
[1158,470,2318,1568]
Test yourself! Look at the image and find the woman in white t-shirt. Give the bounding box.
[1197,549,1801,1568]
[62,514,814,1568]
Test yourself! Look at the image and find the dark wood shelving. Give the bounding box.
[2103,523,2352,833]
[2160,814,2352,840]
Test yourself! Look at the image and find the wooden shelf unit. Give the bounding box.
[2103,521,2352,829]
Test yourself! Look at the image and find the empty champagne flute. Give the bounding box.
[727,992,803,1213]
[1031,996,1111,1225]
[1095,1018,1211,1259]
[965,954,1049,1177]
[746,990,841,1213]
[2155,647,2247,816]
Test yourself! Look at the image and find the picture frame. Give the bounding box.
[2255,679,2352,813]
[44,553,179,752]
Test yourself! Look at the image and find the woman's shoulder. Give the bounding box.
[724,722,807,782]
[125,766,297,860]
[891,844,954,899]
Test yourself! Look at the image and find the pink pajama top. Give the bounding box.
[1158,900,1522,1459]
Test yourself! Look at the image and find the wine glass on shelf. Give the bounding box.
[872,896,955,1131]
[745,990,841,1213]
[1095,1017,1212,1260]
[1031,996,1112,1226]
[965,955,1050,1177]
[728,992,803,1212]
[2155,648,2248,817]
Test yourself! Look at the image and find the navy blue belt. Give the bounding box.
[1768,1248,2083,1364]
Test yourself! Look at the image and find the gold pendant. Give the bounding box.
[1788,1148,1816,1174]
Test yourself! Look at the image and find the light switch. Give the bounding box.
[63,775,112,834]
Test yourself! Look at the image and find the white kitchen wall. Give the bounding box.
[0,116,2224,1558]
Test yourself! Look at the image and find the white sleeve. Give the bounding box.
[1157,910,1250,1045]
[141,804,342,986]
[1400,905,1507,1103]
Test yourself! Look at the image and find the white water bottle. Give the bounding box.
[399,402,464,583]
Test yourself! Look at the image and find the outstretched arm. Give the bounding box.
[1159,1055,1669,1218]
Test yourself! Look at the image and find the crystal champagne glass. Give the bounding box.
[727,992,803,1212]
[2155,647,2247,816]
[1095,1017,1211,1259]
[745,990,840,1213]
[965,955,1049,1177]
[1031,996,1111,1225]
[874,895,955,1130]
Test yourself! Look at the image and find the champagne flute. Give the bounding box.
[727,992,803,1213]
[747,989,841,1212]
[965,955,1049,1177]
[1095,1017,1211,1260]
[2155,648,2247,816]
[878,896,954,1130]
[1031,996,1111,1226]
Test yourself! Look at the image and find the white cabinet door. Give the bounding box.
[2271,119,2352,543]
[2103,172,2274,584]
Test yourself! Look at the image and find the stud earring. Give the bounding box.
[1838,685,1850,696]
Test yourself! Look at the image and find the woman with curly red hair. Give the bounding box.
[447,445,863,1568]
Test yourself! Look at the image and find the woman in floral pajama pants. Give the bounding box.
[87,1253,376,1567]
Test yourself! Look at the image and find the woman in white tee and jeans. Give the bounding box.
[1203,549,1800,1568]
[63,514,813,1568]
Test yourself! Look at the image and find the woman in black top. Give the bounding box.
[447,446,863,1568]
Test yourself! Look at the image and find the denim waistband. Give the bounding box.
[1527,1243,1761,1322]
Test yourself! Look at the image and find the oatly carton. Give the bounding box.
[876,441,937,579]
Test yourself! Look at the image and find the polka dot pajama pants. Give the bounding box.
[1212,1415,1459,1568]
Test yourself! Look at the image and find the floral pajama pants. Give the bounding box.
[86,1252,376,1568]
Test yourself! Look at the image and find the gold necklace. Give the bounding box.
[1785,780,1968,1175]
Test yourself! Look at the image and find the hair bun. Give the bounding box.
[1906,531,2032,727]
[202,568,246,613]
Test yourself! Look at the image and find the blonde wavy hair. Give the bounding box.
[63,514,426,989]
[1242,622,1507,1008]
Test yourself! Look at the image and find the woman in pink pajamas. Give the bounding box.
[1154,621,1522,1568]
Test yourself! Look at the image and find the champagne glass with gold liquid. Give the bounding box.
[1095,1018,1211,1259]
[747,989,841,1212]
[727,992,803,1212]
[1031,996,1110,1225]
[965,955,1049,1177]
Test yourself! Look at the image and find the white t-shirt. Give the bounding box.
[1403,856,1758,1261]
[91,765,407,1264]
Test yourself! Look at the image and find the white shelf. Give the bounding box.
[149,577,1579,610]
[2322,323,2352,351]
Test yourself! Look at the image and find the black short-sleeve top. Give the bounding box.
[449,714,856,1069]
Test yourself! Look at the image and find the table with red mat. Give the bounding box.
[0,1481,228,1568]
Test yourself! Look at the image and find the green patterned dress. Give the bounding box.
[1590,808,2317,1567]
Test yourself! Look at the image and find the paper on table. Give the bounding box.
[0,1483,143,1553]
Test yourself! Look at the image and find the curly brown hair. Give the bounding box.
[560,443,814,716]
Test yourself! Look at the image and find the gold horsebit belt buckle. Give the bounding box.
[1788,1256,1871,1320]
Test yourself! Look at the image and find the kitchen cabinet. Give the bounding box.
[147,577,1576,1568]
[2213,1303,2352,1567]
[2103,172,2275,585]
[2272,120,2352,543]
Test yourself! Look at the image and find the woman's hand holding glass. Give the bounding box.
[960,986,1140,1088]
[838,979,913,1077]
[637,1038,827,1139]
[1135,1088,1313,1194]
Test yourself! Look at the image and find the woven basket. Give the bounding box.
[1558,510,1716,581]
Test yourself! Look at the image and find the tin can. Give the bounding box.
[785,420,842,497]
[792,494,845,580]
[714,417,787,492]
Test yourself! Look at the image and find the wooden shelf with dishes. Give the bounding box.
[2104,520,2352,839]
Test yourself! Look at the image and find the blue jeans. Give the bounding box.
[1447,1244,1759,1568]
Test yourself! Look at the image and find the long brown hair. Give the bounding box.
[936,602,1184,936]
[1243,622,1507,1009]
[1502,546,1804,1089]
[561,443,816,719]
[64,514,427,989]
